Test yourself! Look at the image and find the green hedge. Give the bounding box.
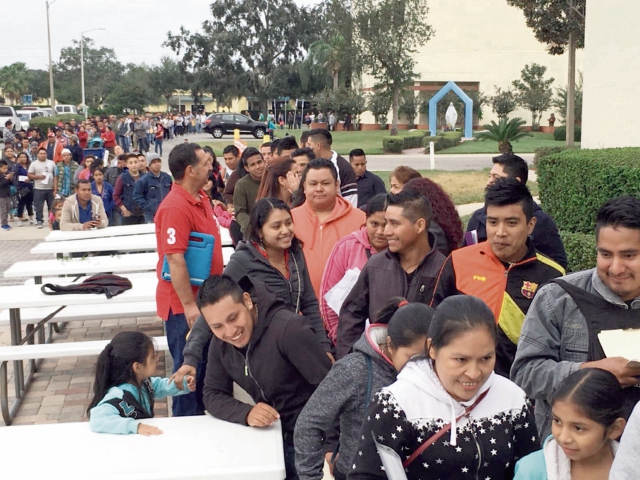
[532,146,579,169]
[422,136,445,151]
[560,231,597,273]
[554,125,582,142]
[537,148,640,234]
[382,138,404,153]
[30,114,85,132]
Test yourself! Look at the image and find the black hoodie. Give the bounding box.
[201,277,332,439]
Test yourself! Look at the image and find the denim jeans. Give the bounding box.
[0,197,10,226]
[33,189,54,223]
[121,214,145,226]
[118,135,130,153]
[165,309,209,417]
[154,139,163,156]
[283,442,299,480]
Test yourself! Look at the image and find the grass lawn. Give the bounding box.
[439,132,579,154]
[202,129,425,156]
[371,168,539,205]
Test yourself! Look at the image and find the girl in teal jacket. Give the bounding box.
[514,368,626,480]
[88,332,195,435]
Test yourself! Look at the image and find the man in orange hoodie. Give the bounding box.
[291,158,366,298]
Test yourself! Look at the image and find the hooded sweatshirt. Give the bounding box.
[349,357,539,480]
[514,435,619,480]
[201,277,332,440]
[291,196,366,299]
[319,227,378,344]
[295,325,397,479]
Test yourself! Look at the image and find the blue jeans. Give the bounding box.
[154,139,163,156]
[165,310,209,417]
[33,189,54,223]
[283,442,299,480]
[118,135,130,153]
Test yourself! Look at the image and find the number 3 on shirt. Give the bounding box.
[167,228,176,245]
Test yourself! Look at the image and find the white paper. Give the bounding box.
[598,329,640,367]
[324,268,361,315]
[373,434,409,480]
[41,173,50,185]
[18,175,28,182]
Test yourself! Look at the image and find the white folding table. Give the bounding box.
[45,225,233,246]
[45,223,155,241]
[0,416,285,480]
[31,234,157,256]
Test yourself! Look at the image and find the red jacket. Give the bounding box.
[102,131,116,148]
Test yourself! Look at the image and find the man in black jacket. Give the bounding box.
[172,275,331,480]
[464,153,567,269]
[336,190,446,359]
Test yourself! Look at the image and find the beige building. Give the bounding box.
[581,0,638,149]
[360,0,584,126]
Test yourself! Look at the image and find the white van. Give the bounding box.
[55,105,78,115]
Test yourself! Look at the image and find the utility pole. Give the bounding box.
[566,0,576,146]
[46,0,58,111]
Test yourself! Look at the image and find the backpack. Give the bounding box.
[41,274,133,299]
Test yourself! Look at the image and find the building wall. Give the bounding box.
[360,0,584,126]
[581,0,640,149]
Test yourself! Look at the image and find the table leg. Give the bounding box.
[9,308,24,399]
[25,325,36,373]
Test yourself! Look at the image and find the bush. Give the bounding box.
[30,114,85,132]
[560,231,597,273]
[537,148,640,234]
[422,136,445,151]
[533,146,579,169]
[382,138,404,153]
[439,131,463,149]
[402,134,424,149]
[553,125,582,142]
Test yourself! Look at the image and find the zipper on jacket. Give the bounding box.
[473,430,482,480]
[239,343,268,402]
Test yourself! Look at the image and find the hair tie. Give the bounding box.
[398,300,409,307]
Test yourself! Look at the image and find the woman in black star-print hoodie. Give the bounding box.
[349,296,539,480]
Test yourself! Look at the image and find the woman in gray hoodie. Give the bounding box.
[294,299,433,480]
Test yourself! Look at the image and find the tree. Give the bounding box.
[367,90,392,126]
[512,64,554,131]
[353,0,433,136]
[491,86,518,120]
[109,64,159,114]
[552,71,583,125]
[53,38,122,108]
[399,90,419,128]
[150,57,187,111]
[306,35,348,91]
[166,0,322,114]
[476,117,532,154]
[26,69,50,103]
[0,62,29,104]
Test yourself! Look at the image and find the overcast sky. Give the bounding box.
[7,0,319,70]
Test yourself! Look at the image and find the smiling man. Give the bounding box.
[192,275,331,480]
[432,178,565,378]
[336,189,445,359]
[512,196,640,441]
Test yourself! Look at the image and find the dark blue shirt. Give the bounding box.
[77,196,93,224]
[356,171,387,208]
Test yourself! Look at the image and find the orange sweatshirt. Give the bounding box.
[291,196,366,299]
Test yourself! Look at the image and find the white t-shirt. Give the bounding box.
[28,159,57,190]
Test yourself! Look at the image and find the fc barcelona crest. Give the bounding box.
[521,281,538,300]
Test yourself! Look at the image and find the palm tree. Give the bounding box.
[307,35,347,91]
[476,117,532,154]
[0,62,29,104]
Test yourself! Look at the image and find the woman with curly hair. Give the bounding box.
[389,165,422,194]
[404,177,463,255]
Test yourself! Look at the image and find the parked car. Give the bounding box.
[55,104,78,115]
[40,108,53,117]
[0,106,23,138]
[203,113,267,139]
[17,110,46,130]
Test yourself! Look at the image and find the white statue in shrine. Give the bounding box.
[445,102,458,130]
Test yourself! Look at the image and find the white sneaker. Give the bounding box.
[29,219,37,225]
[37,222,43,229]
[17,221,23,227]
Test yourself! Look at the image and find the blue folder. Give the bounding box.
[161,232,214,286]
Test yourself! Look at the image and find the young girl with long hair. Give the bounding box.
[514,368,626,480]
[88,332,195,435]
[255,157,300,205]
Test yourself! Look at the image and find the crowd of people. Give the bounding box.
[6,114,639,480]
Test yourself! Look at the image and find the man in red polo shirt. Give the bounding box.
[155,142,224,416]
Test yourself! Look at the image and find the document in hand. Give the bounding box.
[324,268,361,315]
[598,329,640,367]
[373,433,409,480]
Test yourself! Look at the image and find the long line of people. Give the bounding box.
[30,129,635,480]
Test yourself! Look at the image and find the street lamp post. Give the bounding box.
[80,28,105,119]
[46,0,58,111]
